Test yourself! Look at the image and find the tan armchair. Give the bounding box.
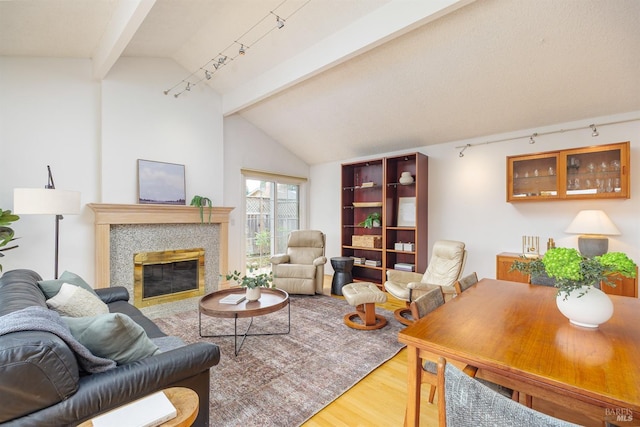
[385,240,466,325]
[270,230,327,295]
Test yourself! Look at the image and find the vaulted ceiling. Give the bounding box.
[2,0,639,164]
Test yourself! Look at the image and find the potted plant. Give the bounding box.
[511,247,637,328]
[0,209,20,272]
[359,212,381,229]
[190,195,213,223]
[225,268,274,301]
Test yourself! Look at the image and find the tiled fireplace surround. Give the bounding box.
[88,204,233,303]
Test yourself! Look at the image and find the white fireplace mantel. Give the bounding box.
[88,203,233,288]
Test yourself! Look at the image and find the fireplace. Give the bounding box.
[133,248,205,307]
[88,204,233,306]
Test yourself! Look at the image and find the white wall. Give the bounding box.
[311,111,640,283]
[223,114,310,272]
[0,58,99,279]
[0,57,223,282]
[101,58,223,204]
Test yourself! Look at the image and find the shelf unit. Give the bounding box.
[507,141,630,202]
[341,153,428,286]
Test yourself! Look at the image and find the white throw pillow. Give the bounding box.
[46,282,109,317]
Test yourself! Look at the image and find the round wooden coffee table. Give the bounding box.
[199,288,290,355]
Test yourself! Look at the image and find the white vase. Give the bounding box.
[246,287,261,302]
[555,286,613,328]
[399,172,414,185]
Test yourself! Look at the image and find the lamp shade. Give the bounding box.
[564,210,620,236]
[14,188,81,215]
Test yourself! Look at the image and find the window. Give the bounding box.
[242,170,306,276]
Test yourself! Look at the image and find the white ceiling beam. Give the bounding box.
[92,0,156,80]
[222,0,475,116]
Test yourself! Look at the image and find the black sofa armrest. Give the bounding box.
[94,286,130,304]
[0,331,80,423]
[4,342,220,427]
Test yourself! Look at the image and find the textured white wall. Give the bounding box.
[0,57,98,280]
[0,57,223,283]
[311,112,640,284]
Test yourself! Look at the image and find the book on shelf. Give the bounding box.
[394,263,415,272]
[219,293,246,304]
[91,391,177,427]
[351,256,366,265]
[364,259,382,267]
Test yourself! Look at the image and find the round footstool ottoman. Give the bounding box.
[342,282,387,330]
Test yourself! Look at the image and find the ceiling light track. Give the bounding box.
[455,118,640,157]
[164,0,312,99]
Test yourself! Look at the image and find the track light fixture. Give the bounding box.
[459,144,470,158]
[453,117,640,158]
[163,0,311,98]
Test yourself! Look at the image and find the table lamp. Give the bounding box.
[14,166,81,279]
[564,210,620,258]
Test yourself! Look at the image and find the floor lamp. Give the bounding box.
[14,166,81,279]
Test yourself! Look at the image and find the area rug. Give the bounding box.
[153,294,405,427]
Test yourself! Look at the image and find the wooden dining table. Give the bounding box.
[398,278,640,427]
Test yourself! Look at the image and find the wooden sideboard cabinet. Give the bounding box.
[496,252,638,298]
[496,252,530,283]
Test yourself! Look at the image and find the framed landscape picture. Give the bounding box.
[137,159,186,205]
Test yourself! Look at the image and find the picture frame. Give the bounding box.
[397,197,416,227]
[137,159,186,205]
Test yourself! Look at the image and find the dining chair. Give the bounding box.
[409,288,444,404]
[453,271,478,295]
[452,272,529,405]
[436,357,580,427]
[408,287,481,406]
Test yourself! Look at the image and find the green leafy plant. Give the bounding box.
[225,268,274,289]
[190,195,212,223]
[510,247,637,298]
[358,212,381,229]
[0,209,20,272]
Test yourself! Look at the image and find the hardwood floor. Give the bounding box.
[302,277,437,426]
[303,276,605,426]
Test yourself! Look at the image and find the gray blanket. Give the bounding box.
[0,306,116,373]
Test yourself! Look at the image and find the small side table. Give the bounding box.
[331,257,354,296]
[78,387,198,427]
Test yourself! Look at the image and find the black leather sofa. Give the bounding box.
[0,269,220,427]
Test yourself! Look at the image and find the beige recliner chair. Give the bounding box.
[270,230,327,295]
[385,240,466,325]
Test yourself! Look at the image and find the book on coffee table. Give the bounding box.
[219,294,246,304]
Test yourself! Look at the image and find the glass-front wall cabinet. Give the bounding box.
[507,142,629,202]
